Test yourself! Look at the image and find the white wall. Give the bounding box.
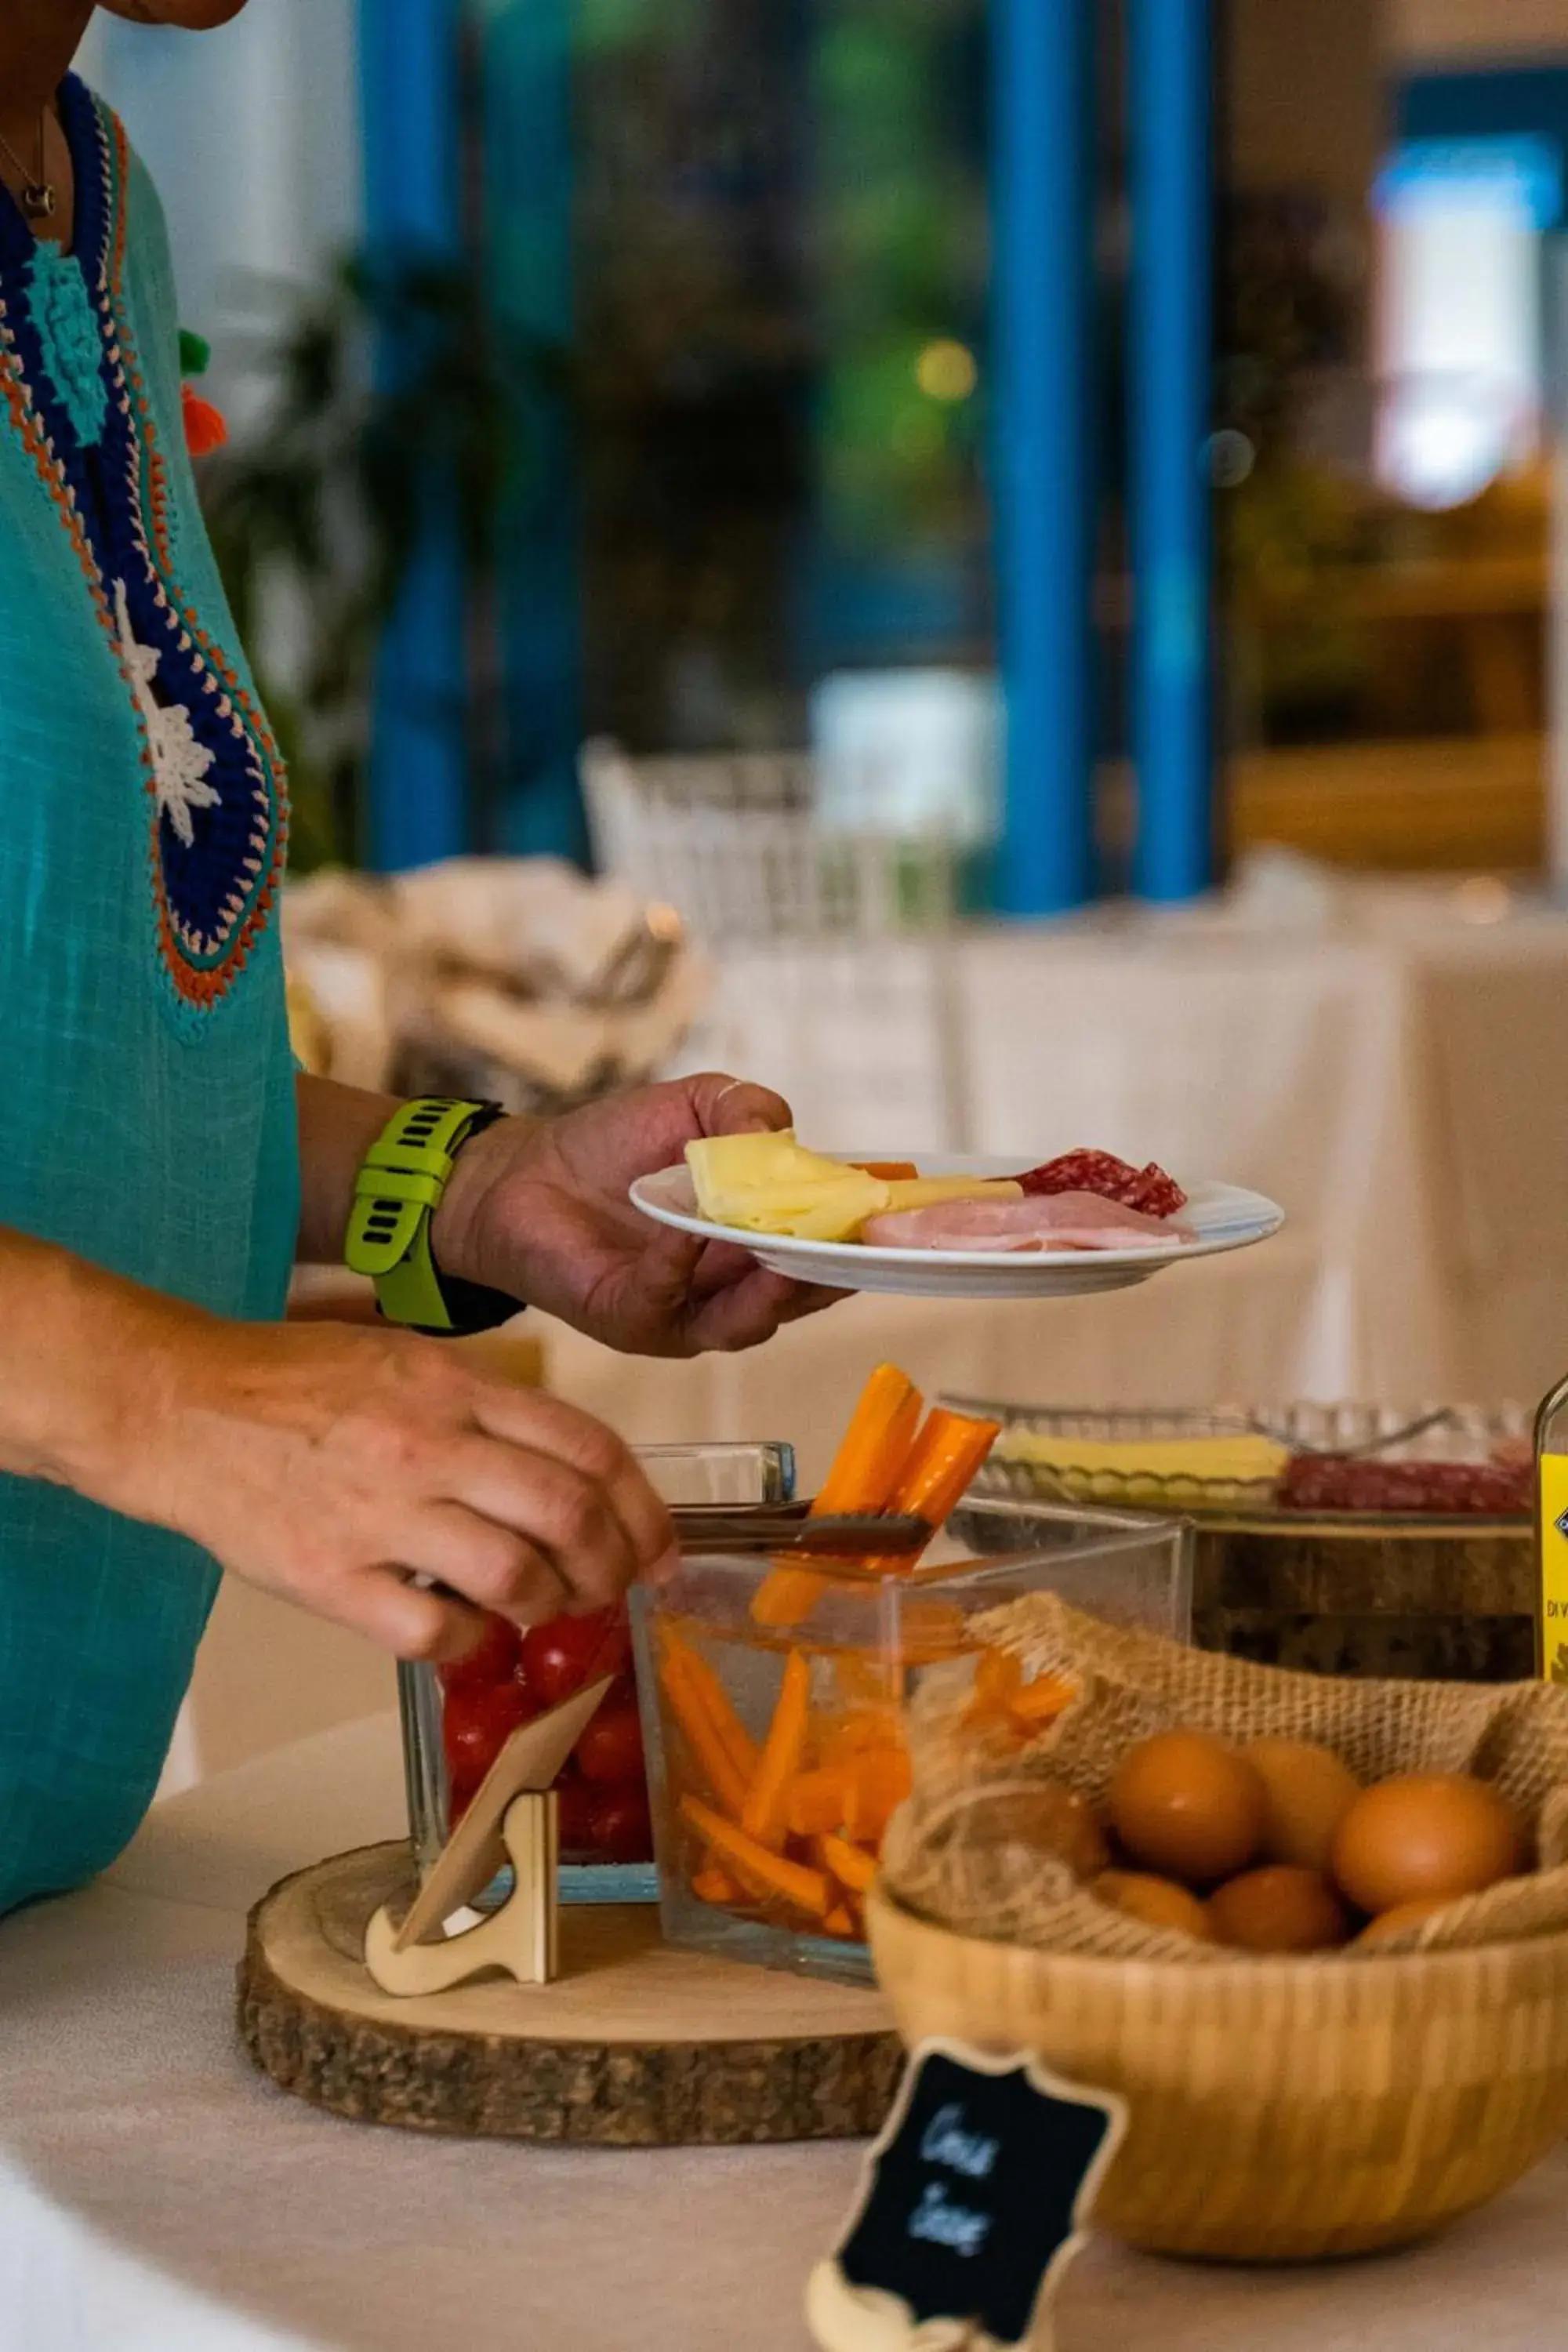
[75,0,360,421]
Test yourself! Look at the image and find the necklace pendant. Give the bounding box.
[21,181,56,222]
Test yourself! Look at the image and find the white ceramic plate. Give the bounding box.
[630,1156,1285,1300]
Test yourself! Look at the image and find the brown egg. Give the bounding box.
[1243,1738,1362,1871]
[1354,1895,1454,1949]
[1108,1730,1266,1887]
[1331,1773,1523,1916]
[1094,1868,1212,1941]
[1208,1864,1352,1953]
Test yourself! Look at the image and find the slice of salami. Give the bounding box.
[1124,1163,1189,1218]
[1278,1455,1530,1516]
[1014,1149,1188,1216]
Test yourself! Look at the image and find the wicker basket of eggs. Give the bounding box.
[871,1596,1568,2262]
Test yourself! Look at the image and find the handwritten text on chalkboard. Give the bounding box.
[811,2040,1127,2350]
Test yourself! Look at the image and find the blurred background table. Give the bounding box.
[686,877,1568,1407]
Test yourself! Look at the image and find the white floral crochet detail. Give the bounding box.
[113,577,221,848]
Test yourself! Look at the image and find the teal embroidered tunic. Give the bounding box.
[0,78,296,1912]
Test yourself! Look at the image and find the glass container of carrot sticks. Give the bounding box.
[629,1369,1192,1984]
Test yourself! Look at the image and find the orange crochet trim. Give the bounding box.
[107,112,129,295]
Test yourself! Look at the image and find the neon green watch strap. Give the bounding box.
[345,1098,500,1333]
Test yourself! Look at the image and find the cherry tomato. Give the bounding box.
[438,1613,521,1694]
[575,1683,646,1786]
[448,1772,481,1828]
[520,1606,628,1708]
[587,1783,653,1864]
[554,1769,599,1857]
[442,1679,535,1790]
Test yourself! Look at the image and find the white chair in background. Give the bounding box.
[579,739,973,1150]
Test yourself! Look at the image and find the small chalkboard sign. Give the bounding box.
[807,2038,1127,2352]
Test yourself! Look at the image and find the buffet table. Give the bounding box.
[169,878,1568,1795]
[6,1715,1568,2351]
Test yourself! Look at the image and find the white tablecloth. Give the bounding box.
[681,886,1568,1406]
[5,1713,1568,2351]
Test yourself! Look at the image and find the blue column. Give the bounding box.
[478,0,586,865]
[993,0,1097,916]
[358,0,468,871]
[1129,0,1214,902]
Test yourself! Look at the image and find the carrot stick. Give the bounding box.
[1009,1671,1078,1728]
[752,1364,924,1626]
[742,1649,812,1849]
[851,1160,918,1182]
[662,1628,758,1782]
[660,1650,749,1817]
[819,1832,877,1895]
[842,1746,912,1844]
[885,1406,1002,1530]
[823,1904,856,1938]
[816,1364,925,1514]
[786,1765,849,1839]
[681,1795,831,1917]
[691,1865,739,1905]
[819,1705,905,1765]
[749,1562,834,1632]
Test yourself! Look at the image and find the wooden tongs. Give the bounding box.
[670,1500,931,1557]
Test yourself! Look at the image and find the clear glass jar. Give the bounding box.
[399,1440,796,1904]
[630,1504,1189,1984]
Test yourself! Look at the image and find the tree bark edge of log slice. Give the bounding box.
[237,1842,903,2146]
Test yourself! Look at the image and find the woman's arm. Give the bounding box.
[294,1069,841,1356]
[0,1221,676,1658]
[294,1072,405,1268]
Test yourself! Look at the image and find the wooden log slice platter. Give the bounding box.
[238,1842,901,2145]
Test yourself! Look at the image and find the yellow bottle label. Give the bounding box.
[1540,1454,1568,1682]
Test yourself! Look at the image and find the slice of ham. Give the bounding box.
[860,1190,1197,1254]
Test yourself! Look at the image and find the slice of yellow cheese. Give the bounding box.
[686,1131,891,1241]
[880,1176,1023,1215]
[993,1432,1288,1488]
[686,1135,1025,1243]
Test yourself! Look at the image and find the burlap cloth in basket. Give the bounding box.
[880,1594,1568,1962]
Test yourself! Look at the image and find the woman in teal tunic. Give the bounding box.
[0,1,830,1915]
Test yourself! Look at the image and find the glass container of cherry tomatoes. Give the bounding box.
[399,1440,796,1903]
[630,1504,1190,1983]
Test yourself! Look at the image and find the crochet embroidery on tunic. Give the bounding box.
[0,77,285,1019]
[25,240,108,447]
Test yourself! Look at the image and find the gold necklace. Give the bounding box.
[0,109,56,223]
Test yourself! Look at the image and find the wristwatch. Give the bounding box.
[343,1098,520,1337]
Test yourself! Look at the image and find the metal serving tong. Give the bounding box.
[670,1501,931,1556]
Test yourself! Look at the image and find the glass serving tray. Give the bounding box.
[949,1399,1534,1526]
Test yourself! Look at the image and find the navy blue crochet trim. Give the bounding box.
[0,79,283,1000]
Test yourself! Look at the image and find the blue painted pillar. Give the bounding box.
[993,0,1097,916]
[1129,0,1214,901]
[358,0,468,871]
[478,0,587,865]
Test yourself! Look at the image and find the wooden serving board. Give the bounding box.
[238,1842,901,2145]
[1192,1514,1534,1683]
